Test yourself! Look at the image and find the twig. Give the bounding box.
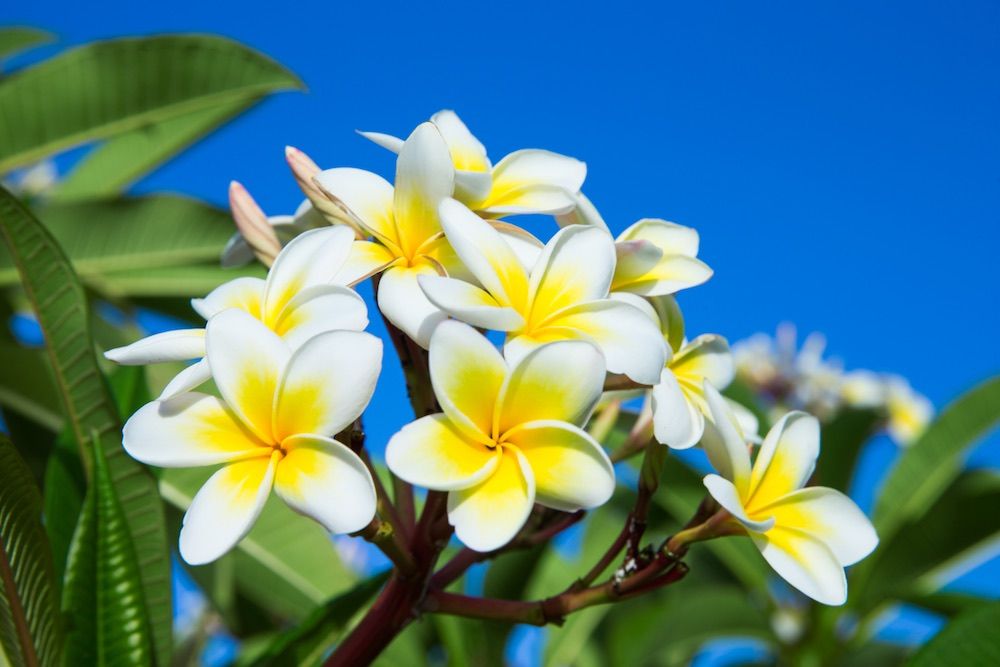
[352,517,418,578]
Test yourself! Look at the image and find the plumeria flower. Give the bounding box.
[123,309,382,564]
[105,225,369,399]
[419,199,666,384]
[360,110,586,218]
[647,296,737,448]
[314,122,536,347]
[884,375,933,446]
[221,181,328,268]
[611,219,713,297]
[386,321,615,552]
[699,382,878,605]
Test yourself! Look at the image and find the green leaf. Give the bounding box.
[42,435,86,587]
[812,407,882,492]
[51,100,255,200]
[0,436,63,667]
[249,572,389,666]
[0,28,54,63]
[605,586,771,666]
[0,342,62,431]
[902,591,992,618]
[91,264,266,298]
[62,439,155,666]
[906,602,1000,666]
[854,470,1000,612]
[0,34,303,172]
[159,468,357,621]
[874,375,1000,541]
[0,186,171,664]
[0,195,237,286]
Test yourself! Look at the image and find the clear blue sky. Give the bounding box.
[6,0,999,658]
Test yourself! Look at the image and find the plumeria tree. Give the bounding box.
[1,31,999,667]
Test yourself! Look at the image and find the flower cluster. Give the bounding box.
[110,110,878,605]
[732,324,933,445]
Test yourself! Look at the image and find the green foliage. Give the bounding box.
[61,439,155,666]
[0,342,61,431]
[0,436,63,667]
[250,573,389,666]
[855,470,1000,612]
[906,602,1000,666]
[159,468,358,621]
[51,101,254,200]
[0,195,258,296]
[0,27,53,63]
[874,375,1000,541]
[813,407,882,492]
[0,34,302,172]
[0,187,171,665]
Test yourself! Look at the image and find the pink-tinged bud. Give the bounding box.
[285,146,365,238]
[229,181,281,266]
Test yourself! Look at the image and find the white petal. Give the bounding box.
[206,309,290,442]
[649,295,686,352]
[545,299,667,385]
[428,320,507,442]
[703,474,774,532]
[393,122,455,256]
[272,285,369,349]
[274,435,377,534]
[158,358,212,399]
[555,192,610,230]
[431,110,491,173]
[483,149,586,215]
[358,130,404,154]
[419,275,524,331]
[104,329,205,365]
[758,487,878,566]
[672,334,735,389]
[313,167,399,249]
[504,420,614,511]
[447,447,535,552]
[386,414,501,491]
[123,393,267,467]
[726,398,761,444]
[438,198,531,310]
[273,330,382,441]
[179,455,277,565]
[750,527,848,605]
[701,382,753,489]
[651,368,705,449]
[191,277,266,321]
[496,339,605,435]
[490,221,544,272]
[377,264,449,348]
[334,240,396,286]
[263,226,356,319]
[454,170,494,206]
[749,412,821,505]
[528,225,615,318]
[617,218,700,257]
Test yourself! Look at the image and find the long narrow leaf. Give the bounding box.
[0,436,63,667]
[62,439,155,666]
[0,195,239,286]
[0,28,53,63]
[874,375,1000,540]
[0,186,171,664]
[906,602,1000,666]
[0,34,303,172]
[51,99,256,200]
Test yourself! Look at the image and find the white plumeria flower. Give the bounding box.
[360,110,586,218]
[314,122,532,347]
[840,370,886,408]
[647,296,737,448]
[420,199,667,384]
[884,375,933,446]
[105,225,369,399]
[611,219,713,297]
[699,382,878,605]
[386,321,615,552]
[123,309,382,565]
